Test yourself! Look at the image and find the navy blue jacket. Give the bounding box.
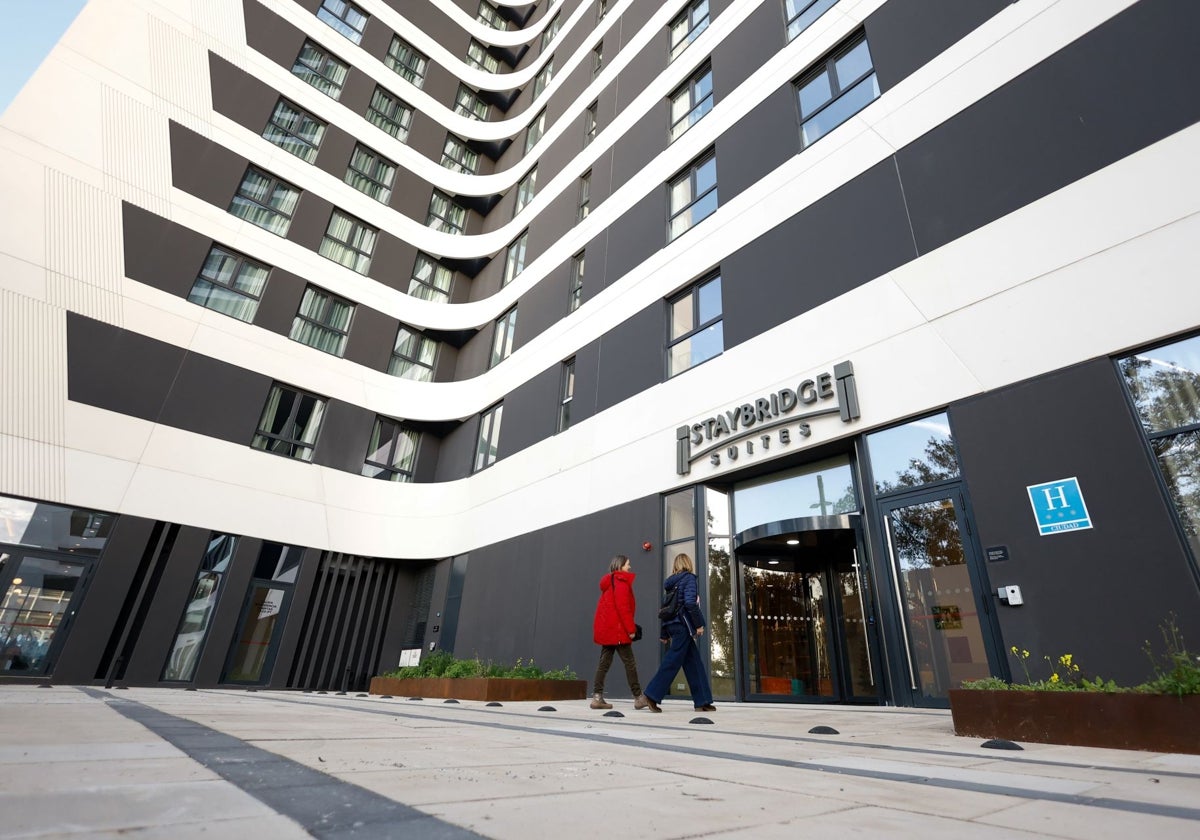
[660,571,705,637]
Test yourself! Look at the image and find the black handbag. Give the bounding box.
[632,624,643,641]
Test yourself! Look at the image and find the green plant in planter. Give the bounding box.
[381,651,578,681]
[961,614,1199,695]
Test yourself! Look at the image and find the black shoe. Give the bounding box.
[694,704,716,712]
[644,696,662,713]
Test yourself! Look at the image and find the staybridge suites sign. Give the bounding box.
[675,361,860,475]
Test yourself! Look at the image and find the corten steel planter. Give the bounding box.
[369,676,587,702]
[949,689,1200,754]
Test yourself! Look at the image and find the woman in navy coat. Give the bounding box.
[642,552,715,713]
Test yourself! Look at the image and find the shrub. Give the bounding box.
[380,653,577,681]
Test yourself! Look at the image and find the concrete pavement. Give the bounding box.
[1,685,1198,838]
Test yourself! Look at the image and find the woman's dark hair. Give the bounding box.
[609,554,630,573]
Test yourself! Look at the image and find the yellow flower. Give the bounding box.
[1022,649,1030,658]
[1050,673,1060,683]
[1010,646,1018,654]
[1059,654,1073,667]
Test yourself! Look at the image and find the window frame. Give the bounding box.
[477,0,509,30]
[525,108,546,153]
[669,63,714,142]
[670,0,710,61]
[316,0,368,45]
[490,306,518,369]
[455,83,490,121]
[318,209,377,274]
[228,166,300,236]
[409,253,454,303]
[426,190,468,235]
[532,57,554,101]
[366,86,413,141]
[289,284,355,357]
[386,36,429,88]
[796,32,879,148]
[568,251,585,313]
[187,244,270,323]
[577,171,591,222]
[252,383,327,462]
[467,39,500,73]
[440,134,480,174]
[389,326,438,381]
[785,0,839,42]
[584,101,598,146]
[345,143,396,204]
[540,14,561,51]
[502,231,529,286]
[558,357,576,433]
[474,403,504,472]
[292,40,349,99]
[262,98,326,163]
[592,41,604,77]
[667,272,724,378]
[514,167,537,215]
[667,150,718,241]
[362,416,419,482]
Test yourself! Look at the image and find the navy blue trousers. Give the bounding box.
[644,621,712,707]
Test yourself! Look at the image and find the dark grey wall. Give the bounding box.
[169,121,246,210]
[497,363,561,457]
[951,359,1200,685]
[866,0,1010,91]
[122,203,212,299]
[452,494,662,681]
[594,304,662,413]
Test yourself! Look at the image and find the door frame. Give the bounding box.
[0,544,96,679]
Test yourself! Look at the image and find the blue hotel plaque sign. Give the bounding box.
[1026,477,1093,536]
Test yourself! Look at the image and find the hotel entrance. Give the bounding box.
[736,517,879,702]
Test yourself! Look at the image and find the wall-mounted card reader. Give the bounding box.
[997,585,1023,606]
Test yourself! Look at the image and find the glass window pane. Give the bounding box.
[1152,431,1200,559]
[733,457,856,533]
[697,276,721,323]
[1120,335,1200,432]
[835,40,873,86]
[866,413,959,494]
[689,321,723,367]
[799,72,833,117]
[670,295,694,340]
[802,73,879,146]
[664,489,695,541]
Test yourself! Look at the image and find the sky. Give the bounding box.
[0,0,89,116]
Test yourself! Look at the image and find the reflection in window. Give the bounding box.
[162,533,235,682]
[733,456,857,533]
[252,384,326,462]
[441,134,479,174]
[669,0,709,61]
[289,285,354,357]
[785,0,839,42]
[455,84,489,120]
[0,495,113,555]
[426,190,467,234]
[662,488,698,586]
[228,167,299,236]
[490,306,518,368]
[345,145,396,203]
[668,274,723,377]
[568,251,585,313]
[409,254,453,303]
[292,41,349,99]
[558,358,575,432]
[389,326,438,381]
[668,151,718,240]
[386,37,428,87]
[670,64,714,142]
[515,168,537,215]
[866,413,959,495]
[503,231,528,286]
[796,33,879,147]
[317,0,368,44]
[263,99,325,163]
[533,58,554,100]
[319,209,376,274]
[467,39,500,73]
[704,486,734,697]
[366,87,413,141]
[224,543,302,684]
[188,245,269,323]
[362,417,419,481]
[1120,335,1200,562]
[525,109,546,153]
[474,403,504,472]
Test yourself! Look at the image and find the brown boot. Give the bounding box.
[589,693,613,710]
[634,694,649,710]
[644,696,661,713]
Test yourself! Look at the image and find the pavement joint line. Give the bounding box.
[231,690,1200,783]
[167,690,1200,823]
[79,688,488,840]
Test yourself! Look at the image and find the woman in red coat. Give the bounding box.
[591,555,650,710]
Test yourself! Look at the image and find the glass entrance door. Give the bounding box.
[0,548,92,677]
[738,526,878,702]
[880,490,998,705]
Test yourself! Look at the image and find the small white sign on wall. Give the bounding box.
[1027,477,1093,536]
[398,648,422,667]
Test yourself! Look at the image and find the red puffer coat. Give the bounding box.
[593,570,637,646]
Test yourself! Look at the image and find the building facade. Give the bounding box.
[1,0,1198,706]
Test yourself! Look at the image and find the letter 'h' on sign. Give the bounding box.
[1026,477,1092,536]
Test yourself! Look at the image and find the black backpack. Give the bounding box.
[657,584,681,621]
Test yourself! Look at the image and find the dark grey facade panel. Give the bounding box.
[67,312,185,424]
[51,514,158,685]
[339,67,376,118]
[865,0,1010,92]
[168,121,247,210]
[721,158,917,350]
[615,0,659,54]
[513,256,571,347]
[453,319,492,381]
[601,189,666,292]
[896,0,1200,256]
[494,362,561,458]
[452,493,662,679]
[312,400,376,473]
[527,187,575,272]
[157,352,273,446]
[949,358,1200,685]
[586,147,615,212]
[593,304,663,414]
[242,0,306,69]
[208,52,277,135]
[121,203,212,300]
[344,306,401,372]
[614,26,667,115]
[253,267,307,336]
[433,413,478,482]
[714,85,799,203]
[367,231,418,292]
[709,0,785,98]
[287,192,333,254]
[609,96,668,189]
[313,125,358,181]
[569,340,601,428]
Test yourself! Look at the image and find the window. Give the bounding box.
[592,41,604,76]
[669,63,713,141]
[161,533,236,682]
[187,245,269,323]
[386,36,428,87]
[389,326,438,380]
[1119,335,1200,562]
[228,167,300,236]
[319,209,376,274]
[345,144,396,203]
[540,15,561,51]
[474,403,504,472]
[514,167,537,215]
[668,151,718,240]
[262,99,325,163]
[490,306,518,368]
[252,384,326,461]
[292,40,348,99]
[558,358,575,432]
[577,171,591,222]
[409,253,453,303]
[427,190,467,234]
[797,33,879,147]
[525,109,546,153]
[568,251,584,313]
[362,417,419,482]
[455,84,489,121]
[668,274,723,377]
[598,0,610,21]
[670,0,710,61]
[289,285,354,356]
[502,231,528,285]
[786,0,839,42]
[316,0,368,44]
[533,58,554,100]
[478,1,508,30]
[584,101,598,146]
[467,39,500,73]
[440,134,479,174]
[366,87,413,141]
